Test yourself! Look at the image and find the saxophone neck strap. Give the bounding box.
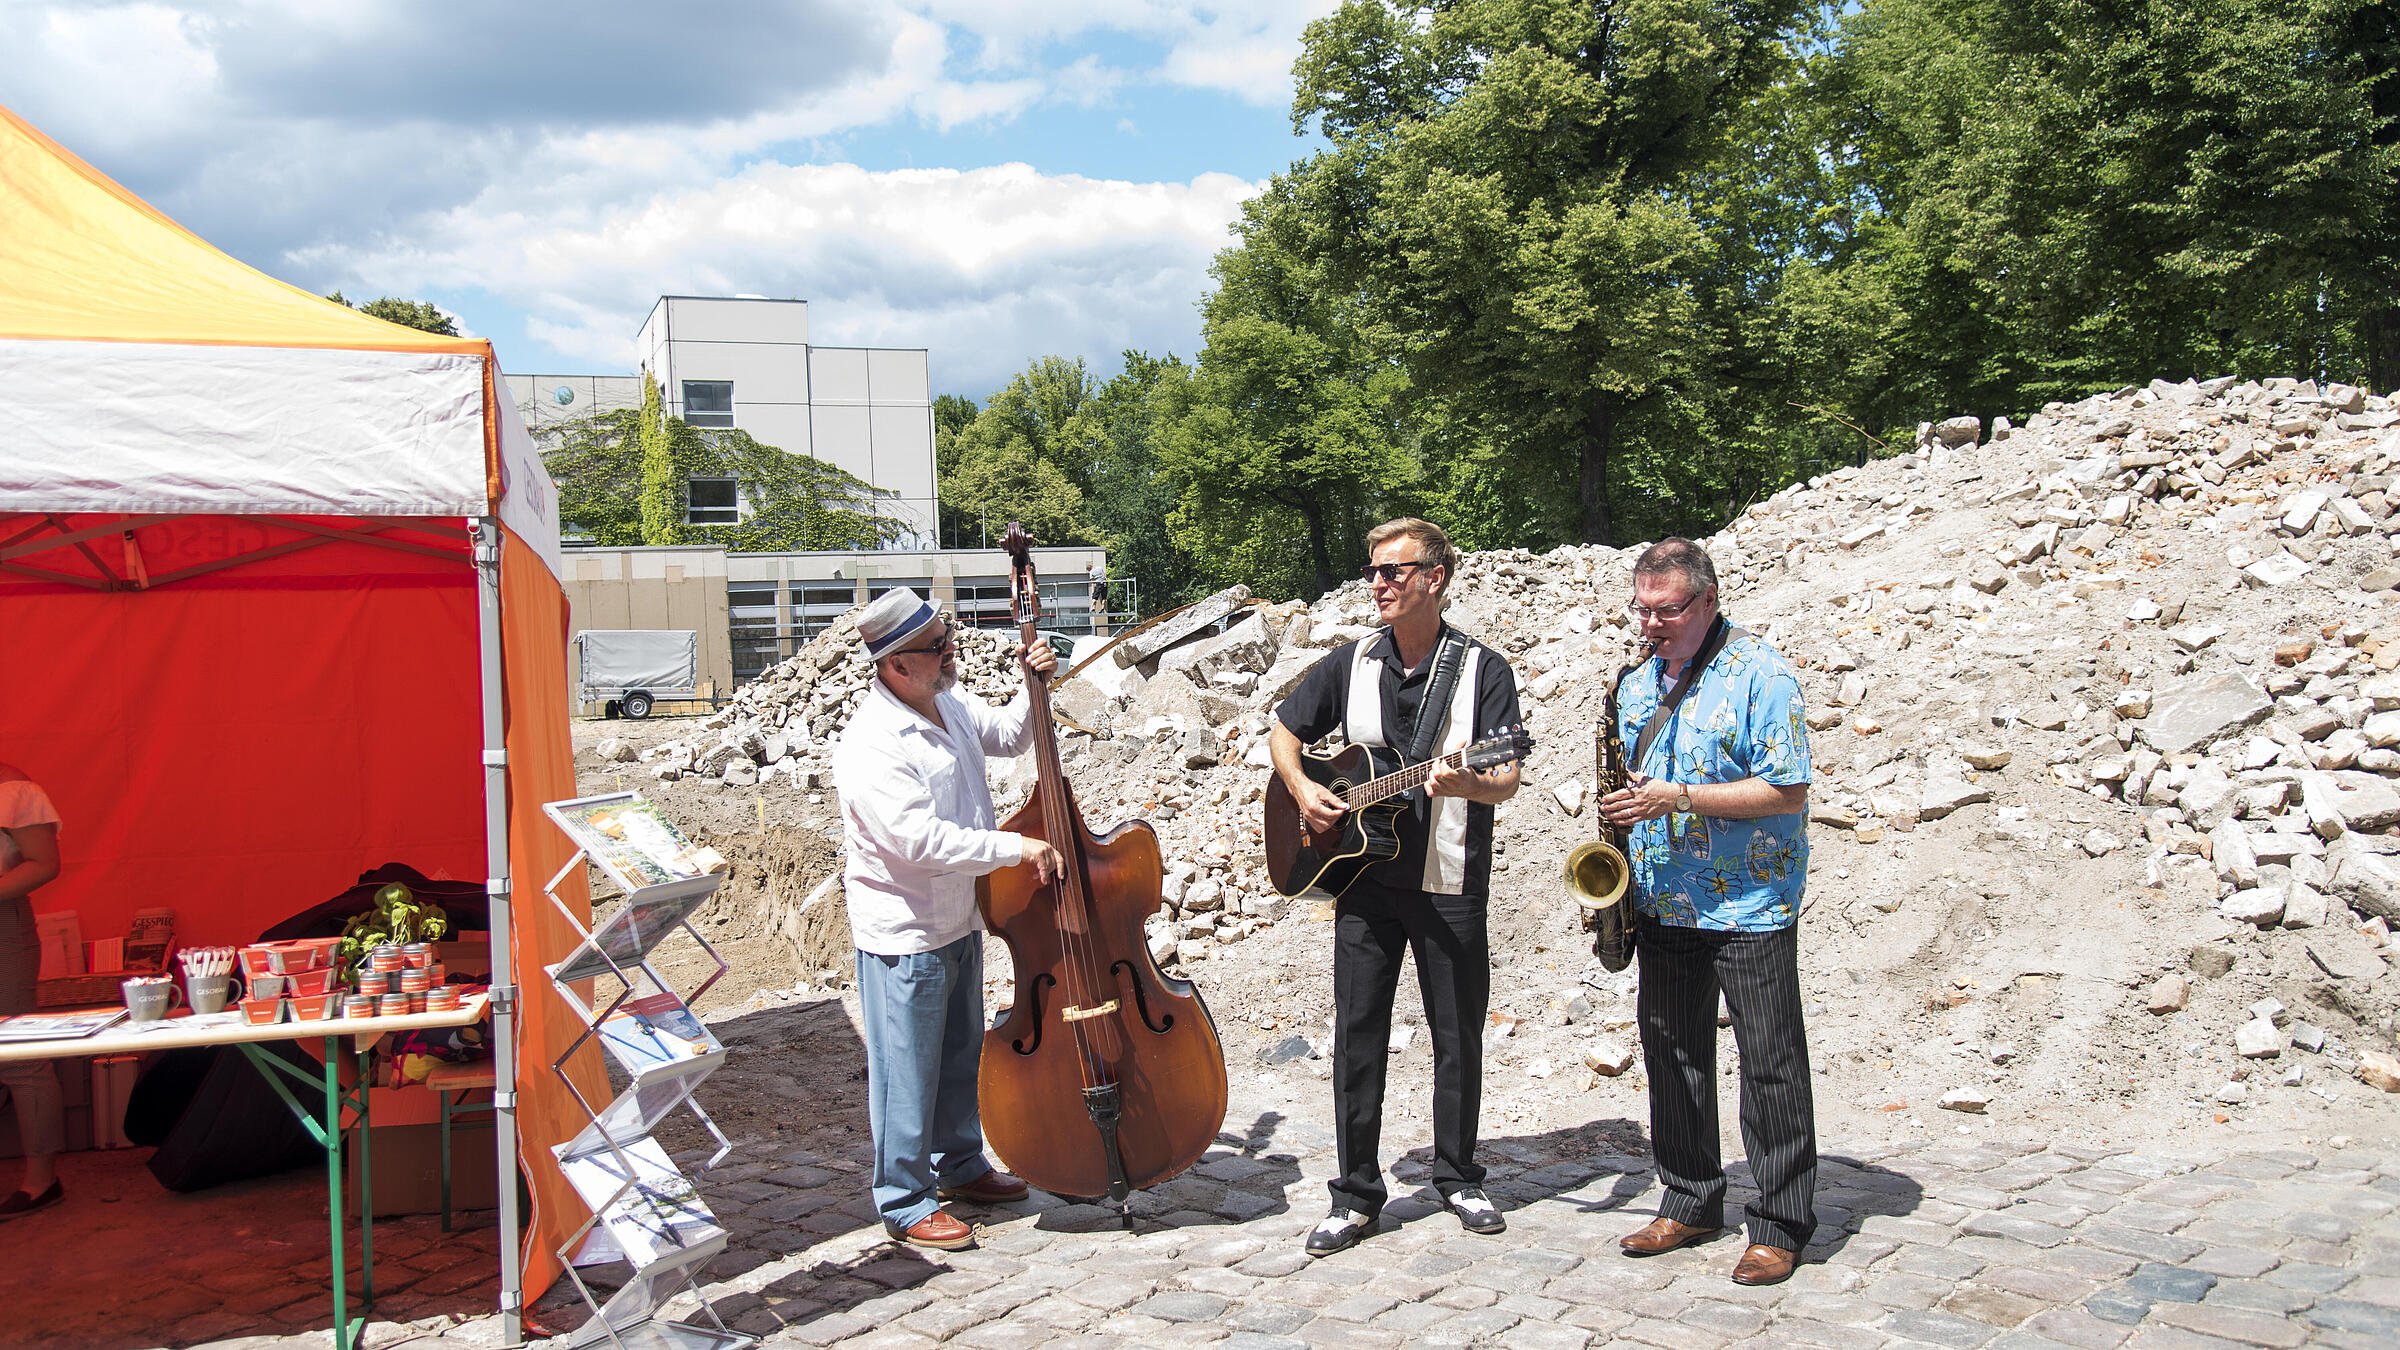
[1630,616,1744,771]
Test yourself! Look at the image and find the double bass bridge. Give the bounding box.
[1060,1000,1120,1023]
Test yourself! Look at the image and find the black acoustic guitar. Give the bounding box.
[1263,724,1533,898]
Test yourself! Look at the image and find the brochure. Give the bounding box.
[543,792,715,895]
[0,1008,129,1044]
[597,991,722,1077]
[555,1133,726,1267]
[546,874,720,986]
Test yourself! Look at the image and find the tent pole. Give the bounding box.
[473,515,526,1347]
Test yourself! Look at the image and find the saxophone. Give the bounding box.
[1567,651,1642,972]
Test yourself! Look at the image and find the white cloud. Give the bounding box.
[313,162,1261,396]
[0,1,1314,393]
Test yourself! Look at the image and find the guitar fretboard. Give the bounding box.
[1344,746,1476,809]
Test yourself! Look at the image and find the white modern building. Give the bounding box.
[504,295,938,546]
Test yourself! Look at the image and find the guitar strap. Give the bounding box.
[1405,628,1470,767]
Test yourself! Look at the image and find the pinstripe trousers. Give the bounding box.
[1635,915,1817,1251]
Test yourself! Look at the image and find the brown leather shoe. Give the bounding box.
[894,1209,975,1250]
[937,1169,1030,1204]
[1731,1242,1798,1285]
[1619,1216,1721,1255]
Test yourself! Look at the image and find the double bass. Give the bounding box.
[977,525,1229,1205]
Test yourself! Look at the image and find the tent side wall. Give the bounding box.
[499,529,608,1305]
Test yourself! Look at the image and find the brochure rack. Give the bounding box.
[541,793,754,1350]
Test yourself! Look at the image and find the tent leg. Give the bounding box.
[474,515,526,1347]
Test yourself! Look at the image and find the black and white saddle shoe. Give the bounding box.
[1447,1186,1506,1235]
[1304,1207,1375,1257]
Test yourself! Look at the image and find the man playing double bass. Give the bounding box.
[1268,518,1523,1257]
[832,587,1063,1250]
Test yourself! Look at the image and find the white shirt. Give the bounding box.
[832,676,1036,955]
[0,779,60,874]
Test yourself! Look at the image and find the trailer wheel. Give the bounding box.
[623,691,654,719]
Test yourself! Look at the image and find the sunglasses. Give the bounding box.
[1361,560,1435,585]
[890,618,955,656]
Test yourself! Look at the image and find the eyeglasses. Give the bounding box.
[1628,595,1705,621]
[1361,560,1435,585]
[890,618,955,657]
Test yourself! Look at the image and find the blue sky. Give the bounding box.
[0,1,1336,399]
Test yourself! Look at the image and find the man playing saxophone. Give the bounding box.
[1597,538,1817,1287]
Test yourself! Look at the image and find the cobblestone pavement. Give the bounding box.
[17,1093,2396,1349]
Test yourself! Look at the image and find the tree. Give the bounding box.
[1160,180,1418,599]
[939,358,1101,548]
[1288,0,1813,545]
[636,376,685,545]
[1081,352,1206,610]
[324,290,460,337]
[1817,0,2400,415]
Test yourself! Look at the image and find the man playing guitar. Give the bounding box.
[1266,518,1522,1257]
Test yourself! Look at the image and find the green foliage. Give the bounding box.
[1159,180,1420,599]
[635,375,686,546]
[337,882,449,978]
[547,378,904,552]
[1284,0,1814,545]
[324,290,460,336]
[939,357,1101,548]
[1082,352,1207,608]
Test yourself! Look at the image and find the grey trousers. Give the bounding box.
[0,897,64,1164]
[1635,915,1817,1251]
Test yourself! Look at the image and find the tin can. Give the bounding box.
[342,994,377,1019]
[369,946,403,973]
[399,970,432,994]
[400,942,432,970]
[425,987,461,1013]
[355,970,390,996]
[378,992,412,1017]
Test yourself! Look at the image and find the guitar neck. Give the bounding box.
[1346,746,1471,809]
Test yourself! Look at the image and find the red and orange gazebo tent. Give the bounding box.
[0,102,604,1335]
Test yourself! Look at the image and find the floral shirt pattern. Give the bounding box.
[1615,626,1812,932]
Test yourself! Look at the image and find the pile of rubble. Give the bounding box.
[616,372,2400,1138]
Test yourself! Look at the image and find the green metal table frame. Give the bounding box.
[234,1037,376,1350]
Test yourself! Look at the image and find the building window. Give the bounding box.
[688,477,741,525]
[728,580,782,683]
[683,380,734,428]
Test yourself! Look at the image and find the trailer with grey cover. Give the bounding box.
[574,629,700,719]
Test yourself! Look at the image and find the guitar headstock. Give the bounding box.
[1463,722,1533,770]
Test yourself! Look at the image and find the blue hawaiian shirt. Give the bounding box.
[1615,625,1813,932]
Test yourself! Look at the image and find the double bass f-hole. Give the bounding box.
[1111,959,1174,1034]
[1009,973,1057,1056]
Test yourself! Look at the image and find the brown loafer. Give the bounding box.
[1620,1216,1721,1255]
[894,1209,975,1251]
[937,1169,1030,1204]
[1732,1242,1798,1285]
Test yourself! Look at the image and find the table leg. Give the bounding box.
[351,1038,375,1306]
[237,1040,373,1350]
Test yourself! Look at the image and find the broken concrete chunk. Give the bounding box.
[1114,586,1252,667]
[1937,1088,1990,1113]
[1919,778,1992,821]
[1585,1041,1636,1077]
[2144,974,2189,1014]
[2356,1050,2400,1093]
[2234,1019,2285,1058]
[2140,673,2272,754]
[2221,886,2288,927]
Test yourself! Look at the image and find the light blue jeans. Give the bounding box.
[856,934,995,1233]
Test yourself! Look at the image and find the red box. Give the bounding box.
[289,992,335,1021]
[240,998,283,1025]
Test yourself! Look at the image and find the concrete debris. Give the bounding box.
[642,370,2400,1137]
[2358,1050,2400,1093]
[1938,1088,1991,1113]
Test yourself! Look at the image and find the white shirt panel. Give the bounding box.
[833,678,1036,955]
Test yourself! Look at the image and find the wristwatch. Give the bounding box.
[1672,785,1693,815]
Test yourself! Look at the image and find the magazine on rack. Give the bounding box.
[556,1133,726,1269]
[598,990,723,1079]
[543,792,720,896]
[0,1009,129,1044]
